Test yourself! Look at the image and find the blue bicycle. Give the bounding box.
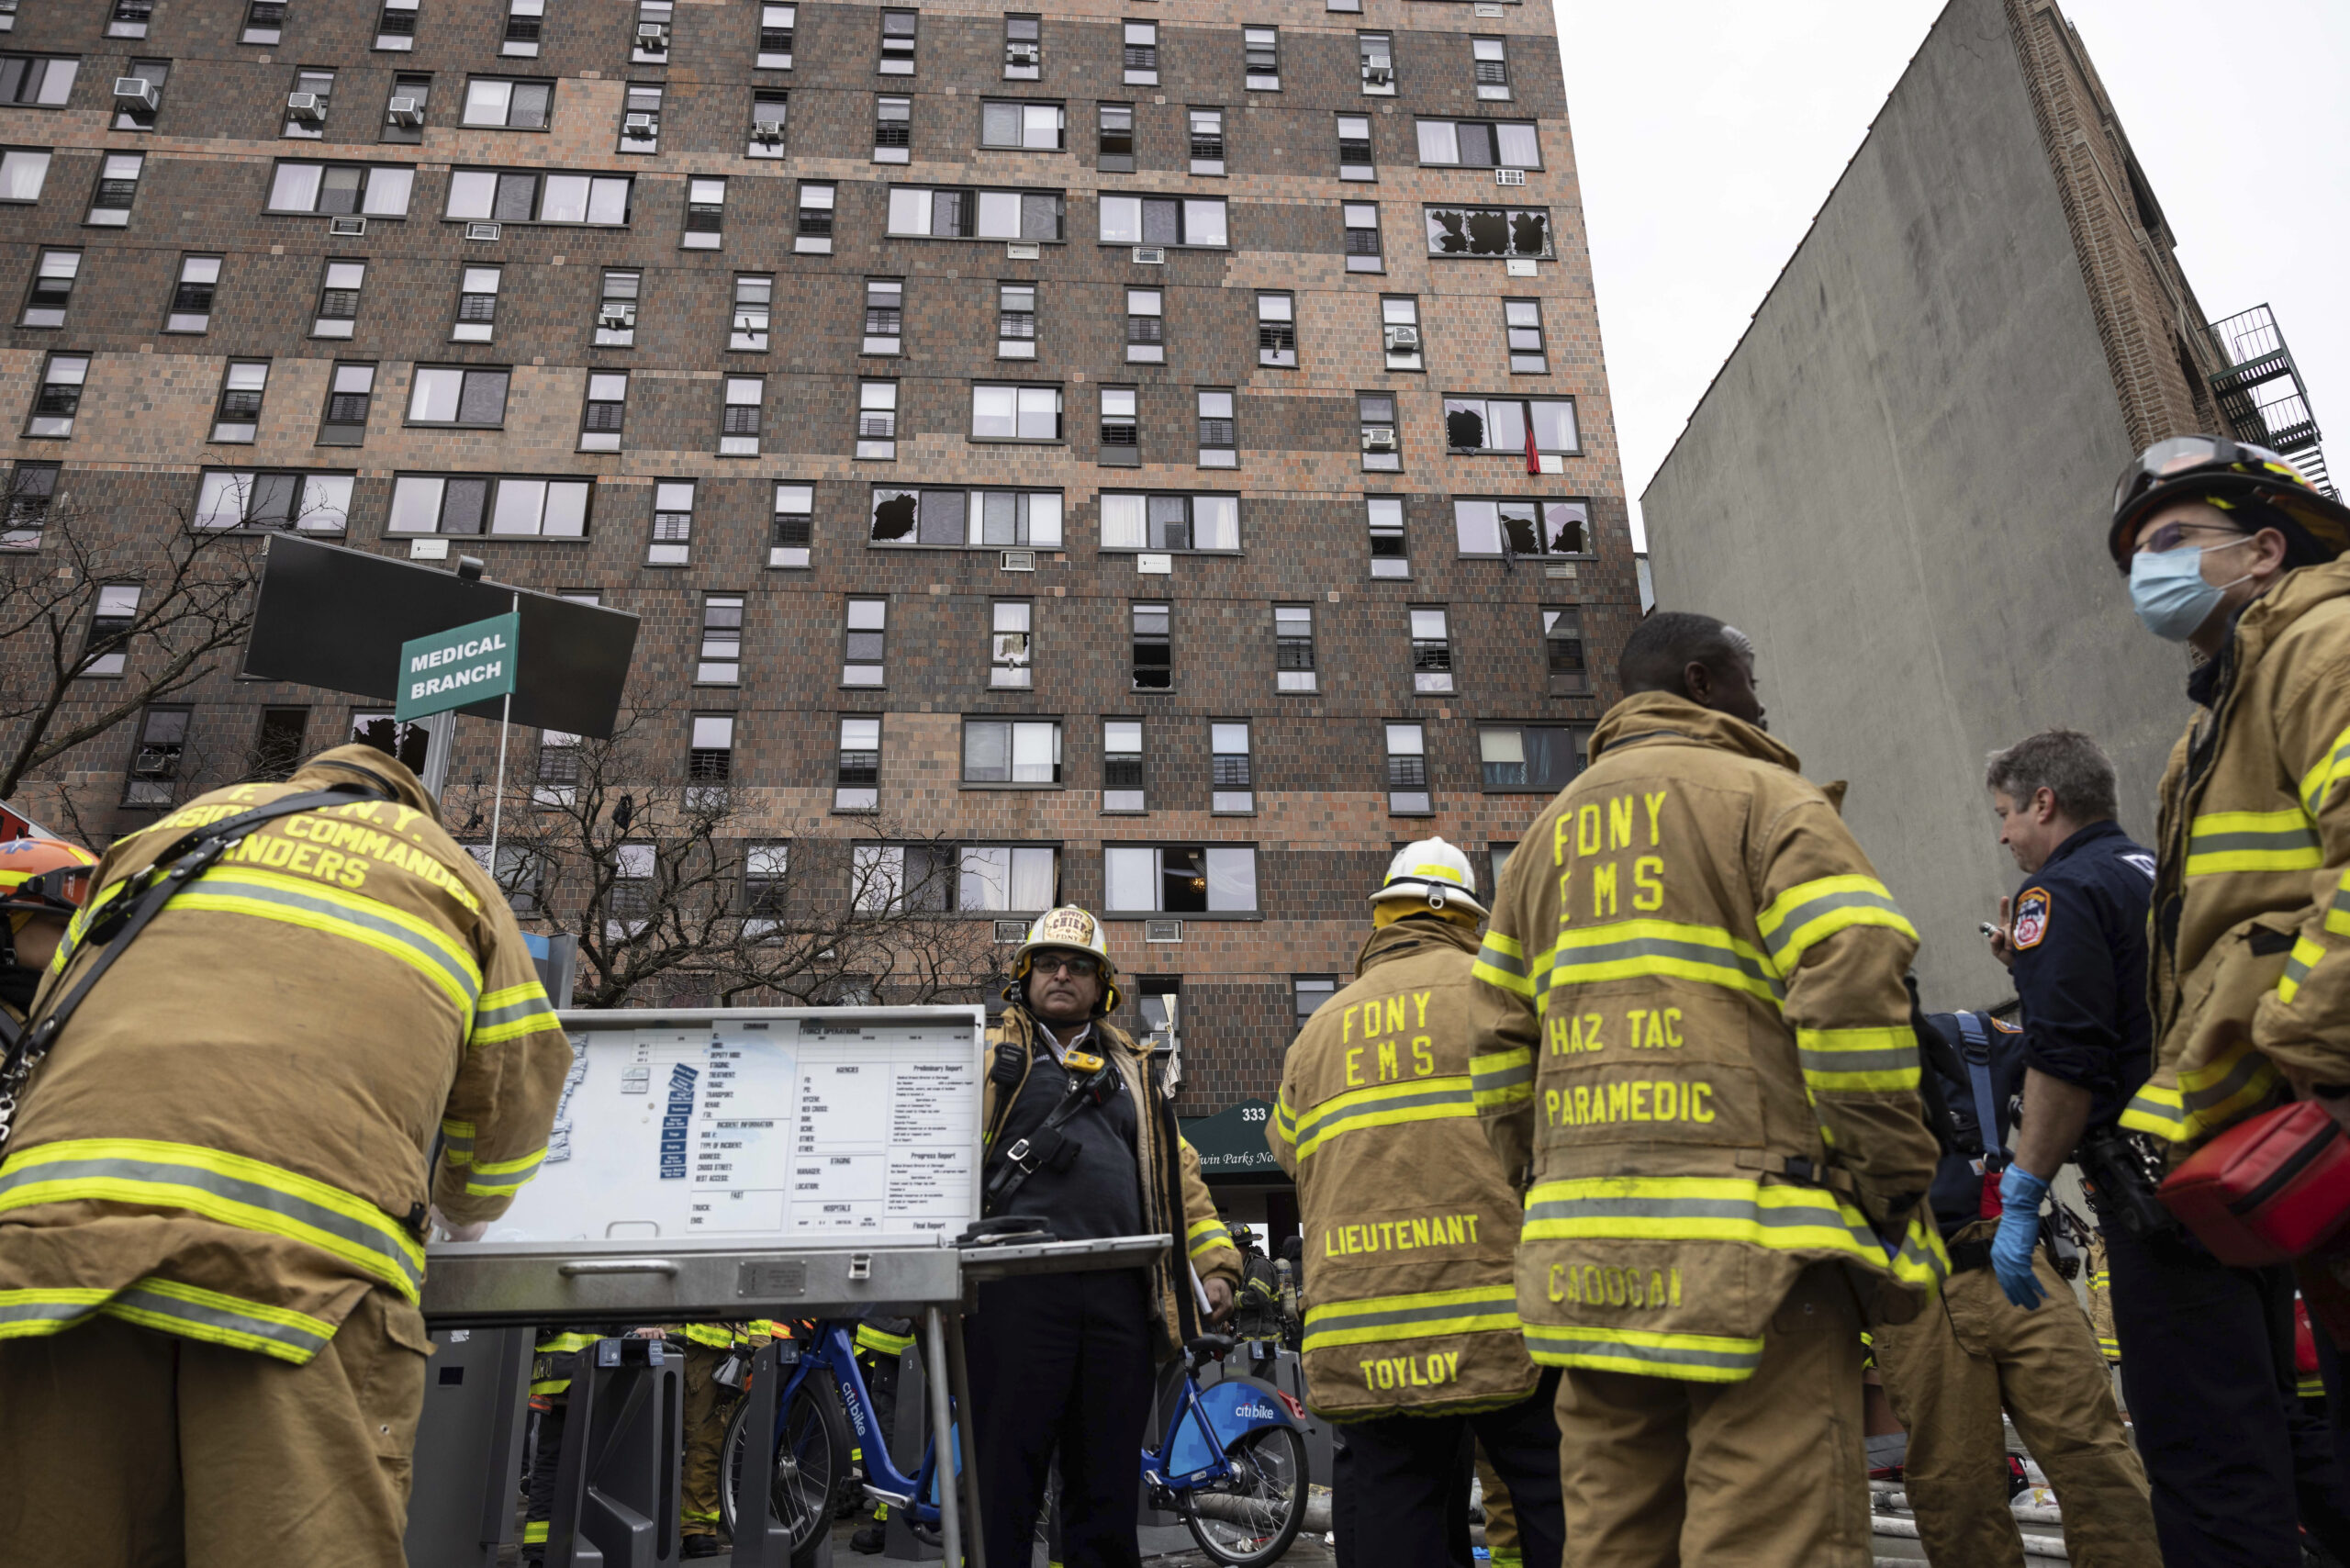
[721,1324,1312,1566]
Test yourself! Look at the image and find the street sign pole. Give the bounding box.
[487,591,520,863]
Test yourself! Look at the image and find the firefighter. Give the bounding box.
[0,836,97,1033]
[1268,838,1563,1568]
[678,1321,754,1556]
[967,905,1239,1568]
[0,744,570,1565]
[848,1313,915,1555]
[521,1327,603,1564]
[2104,436,2350,1564]
[1471,611,1946,1568]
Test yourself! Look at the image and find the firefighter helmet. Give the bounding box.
[1003,905,1122,1014]
[0,835,98,921]
[1370,837,1487,920]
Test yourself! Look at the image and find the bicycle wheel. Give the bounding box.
[1174,1425,1310,1568]
[719,1365,852,1551]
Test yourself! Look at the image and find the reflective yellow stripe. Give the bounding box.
[536,1330,598,1353]
[1186,1216,1235,1260]
[1301,1284,1519,1350]
[1521,1322,1765,1383]
[0,1278,338,1365]
[440,1117,476,1168]
[1470,1047,1534,1110]
[2119,1081,2188,1140]
[2280,934,2326,1004]
[2175,1037,2281,1136]
[464,1144,547,1196]
[1474,931,1535,997]
[1542,919,1784,1006]
[1524,1175,1949,1288]
[683,1322,740,1349]
[2327,869,2350,939]
[167,866,483,1021]
[2186,809,2322,876]
[2300,723,2350,815]
[49,875,137,973]
[1292,1076,1473,1161]
[1757,875,1915,971]
[855,1324,914,1357]
[1270,1090,1297,1147]
[523,1522,550,1545]
[1795,1026,1919,1092]
[471,980,558,1047]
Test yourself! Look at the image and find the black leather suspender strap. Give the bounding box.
[983,1058,1123,1212]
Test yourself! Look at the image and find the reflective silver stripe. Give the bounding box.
[106,1280,335,1361]
[175,870,481,1015]
[1294,1084,1474,1143]
[1759,887,1904,964]
[1304,1289,1517,1336]
[1470,1057,1532,1094]
[464,1153,546,1193]
[2188,827,2322,857]
[1796,1044,1918,1078]
[1474,941,1527,978]
[1520,1325,1762,1376]
[1549,932,1784,997]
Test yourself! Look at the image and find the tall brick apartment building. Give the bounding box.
[0,0,1638,1204]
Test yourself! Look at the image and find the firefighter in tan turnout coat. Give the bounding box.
[1471,613,1946,1568]
[0,745,570,1567]
[1269,838,1564,1568]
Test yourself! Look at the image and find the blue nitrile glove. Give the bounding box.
[1992,1165,2050,1309]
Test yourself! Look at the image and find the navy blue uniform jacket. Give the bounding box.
[2008,819,2156,1129]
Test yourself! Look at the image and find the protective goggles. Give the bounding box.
[2113,435,2297,520]
[0,865,92,913]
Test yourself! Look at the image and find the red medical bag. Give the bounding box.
[2159,1100,2350,1267]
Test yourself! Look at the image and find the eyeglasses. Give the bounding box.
[1033,953,1101,979]
[2133,519,2248,556]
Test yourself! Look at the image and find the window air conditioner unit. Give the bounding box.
[1005,40,1039,65]
[1383,324,1421,352]
[327,216,367,237]
[1495,167,1527,186]
[285,91,327,123]
[1363,65,1393,86]
[636,22,668,46]
[622,112,658,138]
[464,221,502,241]
[112,77,159,113]
[751,118,786,145]
[1131,245,1165,264]
[386,95,424,127]
[1144,918,1183,944]
[992,919,1026,944]
[1000,549,1035,572]
[1361,427,1398,453]
[599,306,633,330]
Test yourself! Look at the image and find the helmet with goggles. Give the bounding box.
[0,835,98,922]
[1371,837,1487,921]
[2108,434,2350,571]
[1004,905,1122,1014]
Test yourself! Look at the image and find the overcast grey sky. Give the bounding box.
[1558,0,2350,549]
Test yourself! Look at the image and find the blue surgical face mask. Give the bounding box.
[2130,543,2247,642]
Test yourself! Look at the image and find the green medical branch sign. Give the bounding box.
[396,611,519,722]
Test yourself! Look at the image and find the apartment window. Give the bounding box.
[1344,203,1382,272]
[376,0,420,51]
[192,468,353,532]
[1275,604,1315,691]
[209,361,269,443]
[744,844,789,917]
[462,76,550,129]
[1188,108,1224,175]
[242,0,285,45]
[108,0,152,40]
[749,91,789,155]
[771,483,812,568]
[1125,290,1162,364]
[1417,118,1539,169]
[856,381,897,459]
[843,598,886,685]
[732,274,772,352]
[1123,21,1157,85]
[384,75,430,142]
[313,260,364,337]
[990,601,1032,689]
[608,844,655,924]
[1103,846,1257,914]
[1103,721,1146,811]
[19,249,75,328]
[443,169,629,225]
[318,364,375,444]
[352,712,431,775]
[579,372,627,452]
[270,161,415,217]
[1386,722,1430,813]
[982,100,1063,151]
[758,4,795,68]
[1472,37,1510,99]
[679,176,725,247]
[836,718,880,810]
[1482,725,1583,791]
[0,54,74,107]
[124,707,188,804]
[1100,386,1137,460]
[584,270,635,348]
[1211,722,1252,812]
[407,366,507,427]
[449,265,500,342]
[633,0,673,63]
[1444,396,1577,458]
[113,61,163,129]
[165,255,219,333]
[873,95,911,162]
[1295,976,1337,1024]
[532,728,580,804]
[878,7,916,73]
[1244,28,1279,90]
[1410,610,1454,693]
[84,586,140,678]
[796,182,834,252]
[869,487,1062,548]
[1544,607,1587,695]
[0,460,58,550]
[621,83,661,151]
[0,148,48,201]
[964,719,1062,785]
[1427,206,1554,259]
[854,844,953,913]
[959,846,1058,913]
[1004,15,1039,78]
[889,186,1064,241]
[1360,33,1393,93]
[1497,299,1550,375]
[648,478,695,564]
[998,284,1035,359]
[1382,297,1423,371]
[1257,293,1296,367]
[1196,390,1235,467]
[1454,498,1589,557]
[26,353,86,438]
[1131,602,1169,690]
[253,708,308,779]
[284,69,335,139]
[1098,104,1134,173]
[1102,493,1237,553]
[1360,393,1400,472]
[1099,195,1225,248]
[1337,116,1374,181]
[503,0,544,56]
[386,474,590,537]
[708,376,760,455]
[86,152,142,225]
[1490,841,1517,887]
[688,715,734,784]
[971,384,1061,442]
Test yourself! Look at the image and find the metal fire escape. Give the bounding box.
[2210,304,2334,497]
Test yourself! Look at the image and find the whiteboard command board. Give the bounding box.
[474,1006,986,1251]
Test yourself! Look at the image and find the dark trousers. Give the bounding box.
[2105,1220,2350,1564]
[522,1396,566,1560]
[1329,1372,1565,1568]
[966,1268,1153,1568]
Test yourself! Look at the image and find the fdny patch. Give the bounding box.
[2012,888,2052,950]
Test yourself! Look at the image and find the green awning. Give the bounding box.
[1180,1099,1284,1179]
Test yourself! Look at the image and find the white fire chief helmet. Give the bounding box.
[1370,836,1487,920]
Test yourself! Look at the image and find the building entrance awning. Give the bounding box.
[1180,1099,1285,1180]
